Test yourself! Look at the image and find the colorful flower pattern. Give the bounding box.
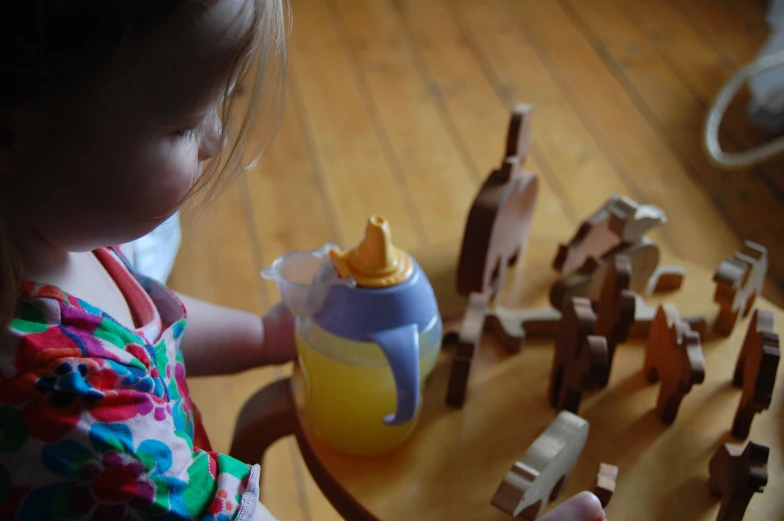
[0,248,260,520]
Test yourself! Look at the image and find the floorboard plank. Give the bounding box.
[450,0,667,244]
[330,0,479,244]
[387,0,576,238]
[506,0,740,269]
[288,0,425,249]
[566,0,784,303]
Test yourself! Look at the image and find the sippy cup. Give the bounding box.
[262,216,442,456]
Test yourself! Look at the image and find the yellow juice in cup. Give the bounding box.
[296,316,441,456]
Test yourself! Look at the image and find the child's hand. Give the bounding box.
[540,492,605,521]
[260,302,298,365]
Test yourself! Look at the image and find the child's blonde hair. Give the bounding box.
[0,0,288,328]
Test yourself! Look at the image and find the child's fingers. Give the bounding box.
[539,492,606,521]
[261,302,298,365]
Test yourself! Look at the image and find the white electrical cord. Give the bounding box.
[703,48,784,169]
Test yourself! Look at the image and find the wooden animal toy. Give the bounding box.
[713,241,768,336]
[643,304,706,424]
[594,255,636,387]
[553,194,665,277]
[550,236,661,310]
[592,463,618,508]
[629,294,707,338]
[548,297,608,414]
[646,265,685,295]
[491,411,589,520]
[445,103,540,407]
[486,290,708,350]
[456,103,539,299]
[444,292,489,408]
[709,441,769,521]
[731,308,780,439]
[484,307,561,354]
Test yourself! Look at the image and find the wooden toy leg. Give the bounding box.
[445,293,489,408]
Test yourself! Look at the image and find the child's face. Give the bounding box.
[4,0,255,252]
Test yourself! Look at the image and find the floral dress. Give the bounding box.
[0,248,260,520]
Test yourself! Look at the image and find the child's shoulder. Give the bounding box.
[4,249,184,385]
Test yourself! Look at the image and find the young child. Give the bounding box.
[0,1,606,520]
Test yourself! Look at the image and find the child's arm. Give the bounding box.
[175,292,296,376]
[246,491,603,520]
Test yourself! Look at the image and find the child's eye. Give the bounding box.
[175,128,197,139]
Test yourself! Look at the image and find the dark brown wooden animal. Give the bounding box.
[731,308,780,439]
[548,297,608,414]
[713,241,768,336]
[456,104,539,299]
[709,441,769,521]
[594,255,636,387]
[444,292,489,408]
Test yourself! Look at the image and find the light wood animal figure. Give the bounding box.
[592,463,618,508]
[548,297,608,414]
[713,241,768,337]
[709,441,769,521]
[491,411,589,520]
[731,308,780,439]
[644,304,706,424]
[594,255,636,387]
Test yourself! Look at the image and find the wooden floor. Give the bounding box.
[167,0,782,519]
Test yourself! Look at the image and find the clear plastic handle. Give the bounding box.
[261,244,355,317]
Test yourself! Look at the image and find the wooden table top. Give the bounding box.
[290,237,783,521]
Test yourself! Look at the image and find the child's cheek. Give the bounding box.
[152,146,200,212]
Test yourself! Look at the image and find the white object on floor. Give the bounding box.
[702,3,784,169]
[120,212,182,284]
[748,26,784,132]
[768,0,784,29]
[703,42,784,169]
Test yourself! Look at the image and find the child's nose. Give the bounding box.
[198,115,223,162]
